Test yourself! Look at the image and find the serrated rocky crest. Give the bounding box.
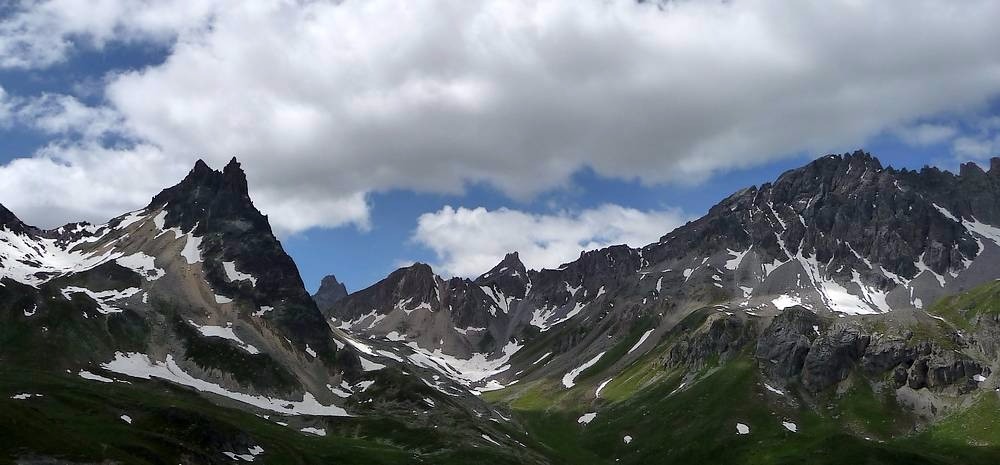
[324,151,1000,400]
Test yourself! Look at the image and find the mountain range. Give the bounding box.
[3,151,1000,464]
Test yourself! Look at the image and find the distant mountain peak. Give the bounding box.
[478,252,527,281]
[314,274,348,309]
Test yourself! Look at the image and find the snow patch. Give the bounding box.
[116,253,165,281]
[627,329,655,355]
[253,306,273,317]
[180,232,203,264]
[481,285,515,315]
[78,370,114,383]
[771,294,803,310]
[405,340,522,388]
[562,351,606,388]
[223,444,264,462]
[102,352,350,416]
[481,434,501,446]
[61,286,141,314]
[223,261,258,286]
[725,248,749,271]
[188,320,259,354]
[360,357,385,372]
[595,378,614,398]
[532,352,553,365]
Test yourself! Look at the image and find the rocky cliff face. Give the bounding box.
[323,151,1000,405]
[640,151,1000,316]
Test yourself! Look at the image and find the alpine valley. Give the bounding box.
[4,151,1000,465]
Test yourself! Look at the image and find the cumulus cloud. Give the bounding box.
[0,0,221,68]
[2,0,1000,232]
[953,136,998,159]
[950,116,1000,162]
[17,94,124,139]
[893,123,958,147]
[412,204,689,277]
[0,142,188,226]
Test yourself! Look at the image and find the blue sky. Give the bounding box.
[1,1,998,293]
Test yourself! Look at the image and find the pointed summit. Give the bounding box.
[150,158,251,205]
[147,157,262,235]
[314,274,349,310]
[474,251,530,301]
[478,251,527,281]
[500,251,523,267]
[222,157,250,196]
[192,158,212,173]
[0,203,29,234]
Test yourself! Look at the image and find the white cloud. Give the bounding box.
[412,204,689,277]
[2,0,1000,232]
[953,133,1000,161]
[893,123,958,147]
[0,142,188,227]
[0,0,222,68]
[16,93,124,139]
[949,115,1000,162]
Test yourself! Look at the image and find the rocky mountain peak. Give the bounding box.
[314,273,348,308]
[222,157,250,196]
[990,157,1000,176]
[477,251,527,281]
[473,252,531,309]
[0,203,29,234]
[499,251,524,269]
[147,157,260,235]
[395,262,438,286]
[960,161,988,178]
[143,158,335,357]
[566,244,642,279]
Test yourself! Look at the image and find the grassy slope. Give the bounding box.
[928,280,1000,330]
[0,368,530,465]
[487,333,1000,465]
